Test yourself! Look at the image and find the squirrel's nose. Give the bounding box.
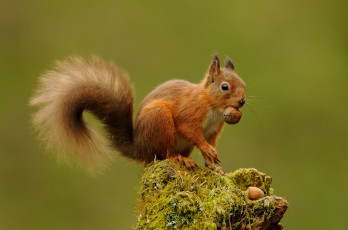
[238,99,245,107]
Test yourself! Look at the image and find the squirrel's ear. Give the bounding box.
[225,57,234,70]
[208,53,221,81]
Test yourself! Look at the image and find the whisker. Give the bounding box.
[246,96,264,98]
[246,96,274,111]
[244,102,262,130]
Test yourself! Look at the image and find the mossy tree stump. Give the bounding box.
[136,160,287,230]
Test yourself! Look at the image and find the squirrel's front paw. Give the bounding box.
[202,145,220,164]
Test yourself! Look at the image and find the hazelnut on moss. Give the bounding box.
[247,186,265,200]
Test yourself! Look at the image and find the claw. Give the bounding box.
[205,160,225,176]
[214,155,221,164]
[170,155,197,169]
[205,146,219,161]
[207,146,220,164]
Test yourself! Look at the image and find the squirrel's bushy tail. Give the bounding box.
[30,56,134,173]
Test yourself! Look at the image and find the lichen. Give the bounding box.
[136,159,287,230]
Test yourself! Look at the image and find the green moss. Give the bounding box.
[136,160,286,230]
[226,168,273,195]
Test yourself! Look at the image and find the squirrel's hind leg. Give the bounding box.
[171,145,197,169]
[169,155,197,169]
[134,100,176,162]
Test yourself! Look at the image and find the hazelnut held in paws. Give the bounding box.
[30,54,246,175]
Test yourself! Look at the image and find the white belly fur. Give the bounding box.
[174,108,224,153]
[202,108,224,139]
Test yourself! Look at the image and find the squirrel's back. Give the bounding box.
[30,56,134,173]
[138,79,196,110]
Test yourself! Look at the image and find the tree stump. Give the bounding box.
[136,160,288,229]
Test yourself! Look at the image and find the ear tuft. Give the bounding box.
[225,57,235,70]
[213,53,220,66]
[209,53,221,76]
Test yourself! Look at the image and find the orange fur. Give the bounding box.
[30,54,246,174]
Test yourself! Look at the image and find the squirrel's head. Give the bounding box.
[203,53,246,110]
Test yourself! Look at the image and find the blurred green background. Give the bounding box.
[0,0,347,229]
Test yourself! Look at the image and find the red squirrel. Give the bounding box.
[30,54,246,175]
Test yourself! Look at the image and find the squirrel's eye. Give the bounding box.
[221,84,229,91]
